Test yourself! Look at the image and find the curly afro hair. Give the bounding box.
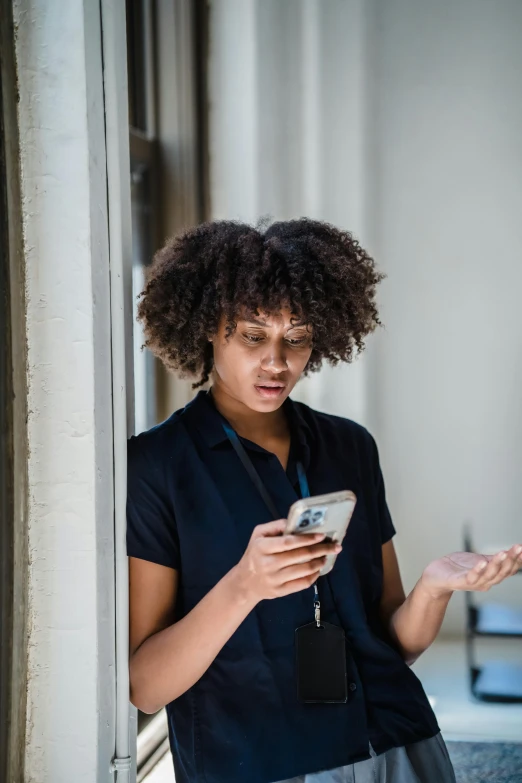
[137,217,385,389]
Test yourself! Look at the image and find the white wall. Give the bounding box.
[208,0,369,425]
[13,1,117,779]
[209,0,522,635]
[369,0,522,632]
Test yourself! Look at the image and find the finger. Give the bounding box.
[275,568,323,597]
[262,531,326,554]
[273,541,341,566]
[488,551,516,585]
[277,555,328,584]
[501,545,522,577]
[252,519,288,539]
[465,562,487,586]
[509,544,522,564]
[508,545,522,576]
[478,551,508,587]
[465,556,491,586]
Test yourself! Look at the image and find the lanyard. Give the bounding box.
[222,421,322,626]
[221,422,310,519]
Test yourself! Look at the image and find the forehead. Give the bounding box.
[237,306,307,327]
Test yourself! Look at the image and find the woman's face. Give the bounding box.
[211,307,314,412]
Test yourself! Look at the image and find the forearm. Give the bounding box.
[387,578,453,665]
[130,566,257,712]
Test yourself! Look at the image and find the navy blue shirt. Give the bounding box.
[127,389,440,783]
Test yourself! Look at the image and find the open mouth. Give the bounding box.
[254,384,286,397]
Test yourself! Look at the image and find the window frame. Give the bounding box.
[125,0,209,775]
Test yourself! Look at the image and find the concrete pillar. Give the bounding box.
[13,1,118,779]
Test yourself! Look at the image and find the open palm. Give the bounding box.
[422,545,522,598]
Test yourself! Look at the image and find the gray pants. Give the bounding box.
[274,732,457,783]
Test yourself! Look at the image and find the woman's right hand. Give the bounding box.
[232,518,342,605]
[129,520,341,712]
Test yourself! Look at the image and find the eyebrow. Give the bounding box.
[243,318,308,329]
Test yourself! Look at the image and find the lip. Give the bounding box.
[254,384,286,398]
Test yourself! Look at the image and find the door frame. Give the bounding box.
[0,1,30,780]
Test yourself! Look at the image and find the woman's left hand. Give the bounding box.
[420,544,522,599]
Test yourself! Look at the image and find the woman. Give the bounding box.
[127,218,522,783]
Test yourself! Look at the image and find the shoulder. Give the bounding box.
[293,398,375,448]
[127,410,188,481]
[292,398,381,472]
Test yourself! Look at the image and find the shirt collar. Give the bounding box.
[183,388,313,469]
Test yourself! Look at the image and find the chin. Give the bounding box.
[250,398,286,411]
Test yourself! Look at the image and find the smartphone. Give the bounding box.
[284,490,357,576]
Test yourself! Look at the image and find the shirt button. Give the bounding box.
[349,682,357,691]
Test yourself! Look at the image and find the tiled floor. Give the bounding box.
[445,741,522,783]
[144,638,522,782]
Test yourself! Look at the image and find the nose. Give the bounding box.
[260,344,288,373]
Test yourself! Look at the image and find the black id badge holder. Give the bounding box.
[295,582,348,703]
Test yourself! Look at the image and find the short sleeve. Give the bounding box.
[367,432,397,545]
[126,435,180,569]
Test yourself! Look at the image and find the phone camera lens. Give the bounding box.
[298,518,310,529]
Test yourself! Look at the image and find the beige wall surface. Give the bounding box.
[368,0,522,632]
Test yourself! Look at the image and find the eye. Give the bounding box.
[243,334,263,343]
[286,336,310,346]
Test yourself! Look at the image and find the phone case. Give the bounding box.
[285,490,357,576]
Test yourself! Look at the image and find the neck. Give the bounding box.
[209,383,289,441]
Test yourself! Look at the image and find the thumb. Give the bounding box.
[252,518,287,538]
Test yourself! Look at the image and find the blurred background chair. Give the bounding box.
[463,524,522,703]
